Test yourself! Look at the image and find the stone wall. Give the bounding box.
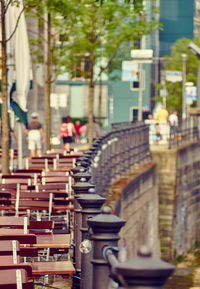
[108,162,160,258]
[151,141,200,261]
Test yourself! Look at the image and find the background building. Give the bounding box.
[194,0,200,36]
[159,0,194,56]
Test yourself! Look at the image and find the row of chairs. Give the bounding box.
[0,148,81,288]
[0,216,74,288]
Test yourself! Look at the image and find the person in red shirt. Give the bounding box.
[59,116,75,150]
[74,120,81,143]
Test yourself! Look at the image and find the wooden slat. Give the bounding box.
[22,233,71,249]
[0,269,32,288]
[0,216,30,228]
[0,233,36,244]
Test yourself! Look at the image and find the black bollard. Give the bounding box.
[72,168,92,183]
[115,245,175,289]
[71,162,87,175]
[77,191,105,289]
[72,178,95,273]
[78,156,91,164]
[87,206,126,289]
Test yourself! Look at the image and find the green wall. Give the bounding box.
[110,63,151,123]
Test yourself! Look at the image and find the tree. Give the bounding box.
[163,37,200,112]
[1,0,9,174]
[0,0,39,174]
[27,1,75,151]
[59,0,159,144]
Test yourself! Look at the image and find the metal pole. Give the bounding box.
[138,63,143,121]
[88,206,126,289]
[17,120,23,169]
[197,60,200,107]
[77,193,105,289]
[161,70,167,108]
[182,54,187,119]
[71,177,94,289]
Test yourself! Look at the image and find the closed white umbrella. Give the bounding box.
[15,0,30,112]
[11,1,31,169]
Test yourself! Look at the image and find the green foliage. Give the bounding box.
[159,232,168,254]
[162,37,200,112]
[24,0,160,83]
[54,0,160,80]
[172,254,185,265]
[195,240,200,249]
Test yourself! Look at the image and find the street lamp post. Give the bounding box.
[182,53,187,119]
[187,42,200,107]
[197,60,200,107]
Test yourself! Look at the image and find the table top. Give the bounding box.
[0,259,75,276]
[35,233,71,248]
[32,261,75,276]
[0,229,71,248]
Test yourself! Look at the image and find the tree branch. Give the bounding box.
[1,2,39,43]
[5,6,26,42]
[50,41,65,83]
[5,0,13,14]
[94,48,120,82]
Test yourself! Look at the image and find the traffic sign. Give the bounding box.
[121,61,139,82]
[131,49,153,63]
[165,71,182,82]
[186,86,196,100]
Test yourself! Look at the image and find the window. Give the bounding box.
[132,108,138,122]
[130,70,145,91]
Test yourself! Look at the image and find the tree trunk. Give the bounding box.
[1,0,10,174]
[98,76,102,127]
[45,13,51,152]
[88,54,94,145]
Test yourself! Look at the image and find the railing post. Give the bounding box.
[77,191,105,289]
[72,168,92,183]
[71,177,95,288]
[87,206,126,289]
[71,161,87,175]
[114,245,175,288]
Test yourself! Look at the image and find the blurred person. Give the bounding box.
[145,114,156,144]
[59,116,75,150]
[85,118,101,142]
[169,110,178,137]
[74,120,81,143]
[143,106,151,121]
[155,123,162,144]
[156,105,169,123]
[25,112,44,157]
[79,122,87,144]
[156,106,169,143]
